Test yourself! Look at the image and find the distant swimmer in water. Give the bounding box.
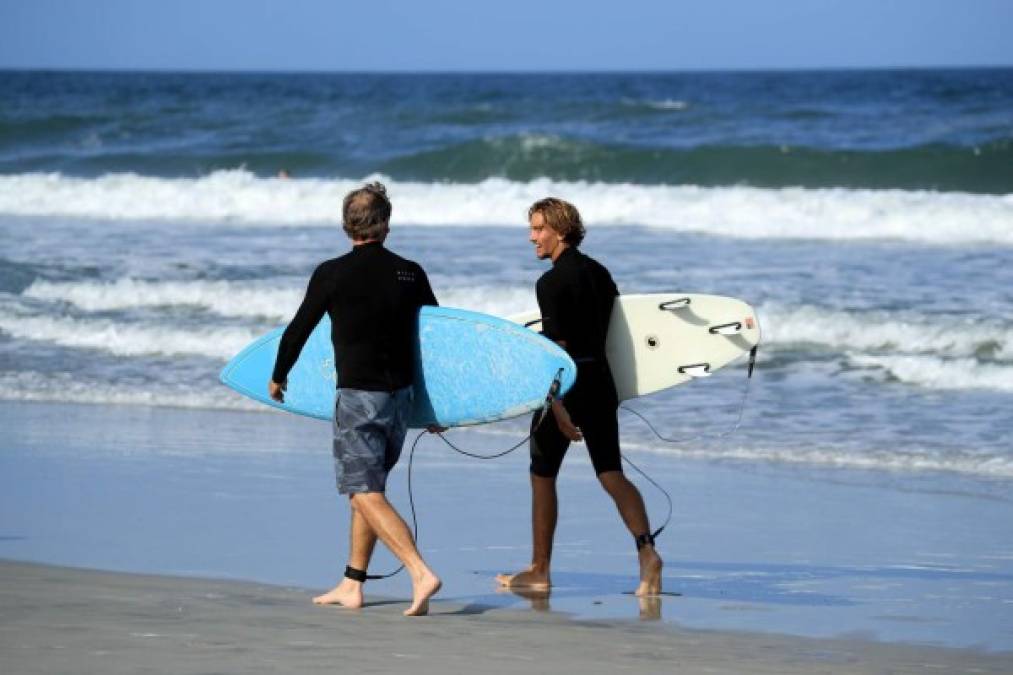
[497,197,662,597]
[269,181,442,616]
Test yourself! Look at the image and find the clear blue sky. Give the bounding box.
[2,0,1011,72]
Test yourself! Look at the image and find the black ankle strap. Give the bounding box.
[344,565,368,583]
[635,532,655,550]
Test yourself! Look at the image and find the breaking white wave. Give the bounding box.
[0,311,258,360]
[9,281,1013,392]
[3,279,533,361]
[846,353,1013,393]
[24,279,306,322]
[0,371,262,413]
[758,303,1013,361]
[467,425,1013,479]
[1,170,1011,245]
[22,278,535,322]
[618,437,1013,479]
[758,303,1013,392]
[646,99,689,111]
[21,281,1013,364]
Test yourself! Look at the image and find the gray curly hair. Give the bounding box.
[342,181,392,241]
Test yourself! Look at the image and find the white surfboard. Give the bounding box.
[509,293,760,401]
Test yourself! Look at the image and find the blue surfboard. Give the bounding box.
[219,306,576,428]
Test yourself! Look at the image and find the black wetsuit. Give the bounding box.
[272,242,438,392]
[530,247,622,477]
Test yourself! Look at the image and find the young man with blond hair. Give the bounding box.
[498,197,662,596]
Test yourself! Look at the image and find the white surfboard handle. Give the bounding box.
[659,297,691,311]
[678,363,712,378]
[709,321,743,336]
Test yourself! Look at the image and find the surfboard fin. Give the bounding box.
[658,297,691,311]
[709,321,743,335]
[678,363,712,378]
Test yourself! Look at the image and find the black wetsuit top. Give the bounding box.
[530,246,622,477]
[272,242,438,392]
[536,247,618,366]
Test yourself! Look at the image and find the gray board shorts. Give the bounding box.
[332,386,413,494]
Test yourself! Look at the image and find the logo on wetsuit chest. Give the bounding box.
[396,269,417,283]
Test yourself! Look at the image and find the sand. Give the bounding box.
[1,559,1009,675]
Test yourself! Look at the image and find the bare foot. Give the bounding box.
[634,547,663,597]
[496,585,551,611]
[312,578,363,608]
[495,566,550,590]
[404,569,442,617]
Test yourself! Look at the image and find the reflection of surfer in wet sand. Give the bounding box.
[497,197,662,597]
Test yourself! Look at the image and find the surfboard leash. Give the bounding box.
[361,371,564,580]
[620,345,758,445]
[360,424,440,581]
[618,451,673,542]
[616,345,758,542]
[363,349,758,580]
[370,355,742,579]
[376,343,757,579]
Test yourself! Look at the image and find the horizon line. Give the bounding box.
[2,64,1012,76]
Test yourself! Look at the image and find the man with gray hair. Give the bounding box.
[269,182,442,616]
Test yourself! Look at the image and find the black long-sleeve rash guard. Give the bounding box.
[271,242,438,392]
[536,246,618,363]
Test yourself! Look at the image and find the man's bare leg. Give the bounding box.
[350,491,441,616]
[598,471,663,596]
[313,500,377,608]
[497,473,557,589]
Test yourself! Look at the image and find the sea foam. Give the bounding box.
[758,303,1013,361]
[845,353,1013,393]
[25,279,1013,363]
[23,278,536,322]
[1,367,1009,479]
[0,311,259,360]
[618,436,1013,479]
[1,171,1011,245]
[9,279,1013,393]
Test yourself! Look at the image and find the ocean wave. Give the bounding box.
[2,367,1009,479]
[644,99,689,111]
[0,113,106,143]
[377,136,1013,192]
[1,171,1011,245]
[758,303,1013,392]
[22,278,536,322]
[26,280,1013,363]
[617,437,1013,479]
[618,97,692,113]
[5,130,1009,192]
[0,310,258,360]
[845,353,1013,393]
[759,303,1013,361]
[10,279,1013,393]
[0,371,262,414]
[24,278,306,322]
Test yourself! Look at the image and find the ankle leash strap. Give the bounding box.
[344,565,368,583]
[635,532,656,550]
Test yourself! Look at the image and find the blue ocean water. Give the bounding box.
[0,68,1011,494]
